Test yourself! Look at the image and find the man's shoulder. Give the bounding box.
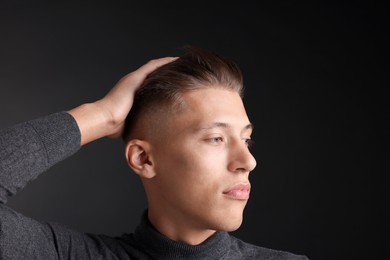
[228,234,309,260]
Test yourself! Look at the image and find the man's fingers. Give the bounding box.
[137,57,178,76]
[118,57,178,86]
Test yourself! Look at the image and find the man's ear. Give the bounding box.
[125,139,156,179]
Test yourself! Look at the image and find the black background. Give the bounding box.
[0,1,387,259]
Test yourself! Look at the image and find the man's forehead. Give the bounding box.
[158,88,251,133]
[178,88,246,112]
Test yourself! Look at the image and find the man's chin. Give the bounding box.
[214,215,243,232]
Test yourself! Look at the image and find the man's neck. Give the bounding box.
[147,208,217,245]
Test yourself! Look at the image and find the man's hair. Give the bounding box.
[123,46,244,140]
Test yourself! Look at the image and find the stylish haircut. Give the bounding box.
[123,46,244,140]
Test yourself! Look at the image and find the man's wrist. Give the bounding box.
[68,102,114,145]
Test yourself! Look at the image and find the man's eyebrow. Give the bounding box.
[196,122,254,131]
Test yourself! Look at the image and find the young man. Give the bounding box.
[0,47,308,259]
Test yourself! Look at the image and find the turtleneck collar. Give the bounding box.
[132,210,232,259]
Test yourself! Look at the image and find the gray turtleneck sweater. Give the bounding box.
[0,112,309,259]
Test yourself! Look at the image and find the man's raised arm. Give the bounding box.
[0,57,176,203]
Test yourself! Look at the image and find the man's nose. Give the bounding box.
[227,140,257,173]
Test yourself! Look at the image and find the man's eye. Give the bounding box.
[208,137,224,144]
[243,138,254,148]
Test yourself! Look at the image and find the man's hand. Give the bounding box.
[69,57,177,145]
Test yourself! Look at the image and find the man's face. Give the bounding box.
[149,87,257,233]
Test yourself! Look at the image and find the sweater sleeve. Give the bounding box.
[0,111,81,204]
[0,112,128,259]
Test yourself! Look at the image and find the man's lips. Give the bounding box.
[223,183,251,200]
